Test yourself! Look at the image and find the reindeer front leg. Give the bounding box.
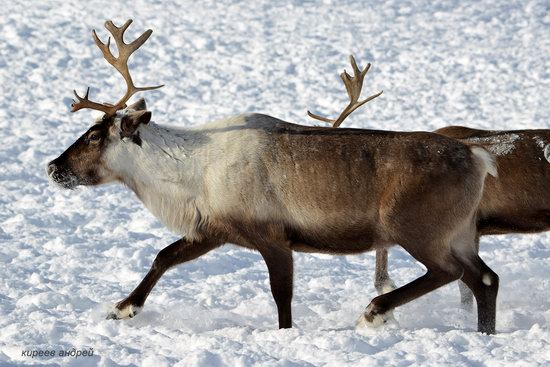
[257,245,294,329]
[107,237,221,319]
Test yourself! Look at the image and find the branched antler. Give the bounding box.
[71,87,116,114]
[71,19,163,116]
[308,55,382,128]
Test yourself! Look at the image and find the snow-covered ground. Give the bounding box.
[1,0,549,365]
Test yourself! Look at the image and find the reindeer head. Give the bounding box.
[47,100,151,189]
[48,20,162,189]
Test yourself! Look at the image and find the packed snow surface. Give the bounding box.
[1,0,549,366]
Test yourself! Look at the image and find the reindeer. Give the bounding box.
[309,56,550,311]
[48,20,499,333]
[373,127,550,308]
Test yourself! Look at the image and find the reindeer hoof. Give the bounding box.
[106,304,141,320]
[356,305,395,329]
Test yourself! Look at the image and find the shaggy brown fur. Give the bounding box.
[49,114,498,333]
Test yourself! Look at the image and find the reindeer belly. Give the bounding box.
[288,226,381,255]
[478,209,550,235]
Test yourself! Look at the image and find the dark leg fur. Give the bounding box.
[108,237,220,319]
[362,265,463,325]
[257,245,294,329]
[456,255,499,334]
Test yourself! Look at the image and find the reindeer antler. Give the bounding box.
[71,19,163,116]
[308,55,382,128]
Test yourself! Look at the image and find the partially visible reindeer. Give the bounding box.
[373,127,550,307]
[48,20,499,333]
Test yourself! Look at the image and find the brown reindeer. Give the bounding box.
[310,56,550,311]
[48,21,499,333]
[373,127,550,308]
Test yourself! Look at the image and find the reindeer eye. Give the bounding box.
[87,133,101,143]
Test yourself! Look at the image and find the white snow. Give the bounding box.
[1,0,549,366]
[533,136,547,148]
[466,133,521,156]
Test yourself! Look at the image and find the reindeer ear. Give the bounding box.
[120,110,151,138]
[127,98,147,112]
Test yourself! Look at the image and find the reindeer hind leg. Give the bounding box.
[358,239,464,329]
[454,254,499,334]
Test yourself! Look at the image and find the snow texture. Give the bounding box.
[1,0,549,366]
[466,133,521,156]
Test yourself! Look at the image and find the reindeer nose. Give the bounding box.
[47,162,57,176]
